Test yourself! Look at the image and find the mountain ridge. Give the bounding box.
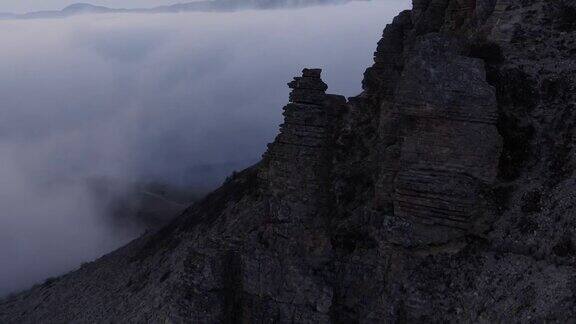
[0,0,361,19]
[1,0,575,322]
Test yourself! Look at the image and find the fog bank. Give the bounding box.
[0,0,411,296]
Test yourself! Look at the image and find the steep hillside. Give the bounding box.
[1,0,575,322]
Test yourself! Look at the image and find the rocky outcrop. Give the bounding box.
[1,0,575,323]
[261,69,343,223]
[390,34,502,244]
[363,10,412,96]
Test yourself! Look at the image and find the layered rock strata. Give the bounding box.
[1,0,575,323]
[391,34,502,243]
[261,69,343,223]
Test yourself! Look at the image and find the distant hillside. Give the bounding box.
[87,177,201,231]
[1,0,361,19]
[87,160,253,231]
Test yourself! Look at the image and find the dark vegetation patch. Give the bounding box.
[223,251,244,323]
[469,42,505,65]
[159,270,172,283]
[485,68,538,181]
[130,221,183,263]
[546,103,576,182]
[394,302,408,324]
[552,233,575,257]
[541,77,570,103]
[131,165,260,262]
[556,2,576,32]
[41,277,58,288]
[511,26,531,45]
[362,67,381,93]
[497,117,535,181]
[491,67,538,117]
[335,173,374,208]
[330,305,359,324]
[517,214,538,235]
[489,185,515,214]
[413,0,449,35]
[180,165,260,230]
[521,189,542,214]
[126,270,151,293]
[331,227,377,254]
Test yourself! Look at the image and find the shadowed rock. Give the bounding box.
[1,0,575,322]
[389,33,502,243]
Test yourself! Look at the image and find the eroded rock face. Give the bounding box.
[363,10,412,96]
[261,69,344,223]
[1,0,575,323]
[389,33,502,244]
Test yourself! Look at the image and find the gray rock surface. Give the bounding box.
[1,0,575,322]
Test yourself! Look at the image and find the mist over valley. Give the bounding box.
[0,0,410,296]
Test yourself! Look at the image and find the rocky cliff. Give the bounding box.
[1,0,575,322]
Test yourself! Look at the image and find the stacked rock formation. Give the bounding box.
[261,69,343,222]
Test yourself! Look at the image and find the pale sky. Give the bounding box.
[0,1,185,13]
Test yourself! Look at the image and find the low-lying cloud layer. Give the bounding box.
[0,0,410,296]
[2,0,180,13]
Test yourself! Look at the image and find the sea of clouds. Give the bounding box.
[0,0,410,296]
